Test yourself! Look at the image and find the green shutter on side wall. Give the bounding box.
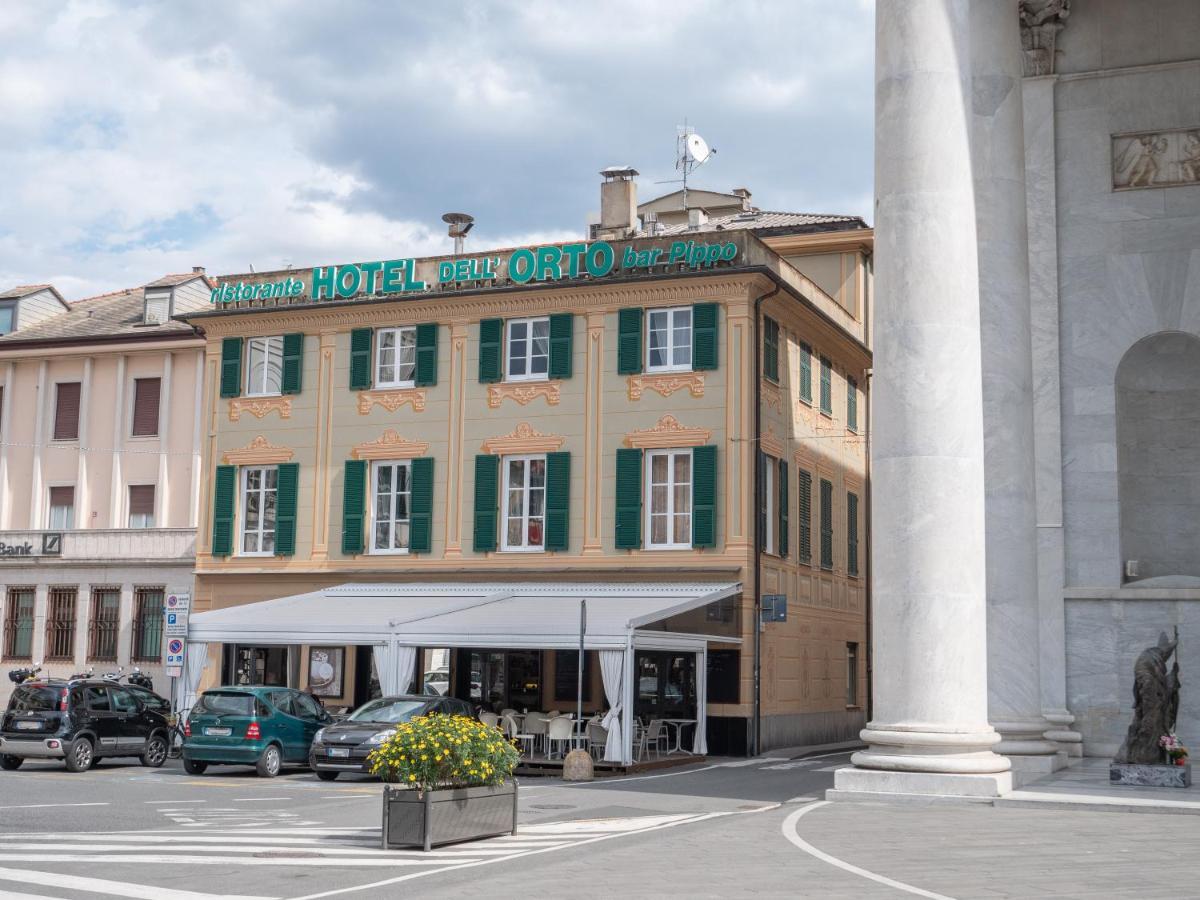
[274,463,299,556]
[479,319,503,383]
[220,337,243,398]
[548,314,573,379]
[614,448,642,549]
[544,451,570,551]
[847,377,858,432]
[692,303,718,370]
[281,333,304,395]
[350,328,373,390]
[798,469,813,564]
[757,451,768,551]
[778,459,789,559]
[820,356,833,414]
[409,457,434,553]
[692,444,717,548]
[847,491,859,576]
[820,477,834,570]
[211,465,237,557]
[473,454,499,552]
[415,323,438,387]
[617,307,643,375]
[799,343,813,404]
[341,459,366,555]
[763,317,780,382]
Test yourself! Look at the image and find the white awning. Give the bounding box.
[187,581,742,650]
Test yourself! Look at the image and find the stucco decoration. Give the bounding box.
[761,424,784,459]
[227,396,292,422]
[222,435,295,465]
[351,429,430,461]
[761,379,783,413]
[1018,0,1069,77]
[1112,129,1200,191]
[356,388,427,415]
[481,422,565,455]
[627,372,705,401]
[624,415,713,449]
[486,381,561,409]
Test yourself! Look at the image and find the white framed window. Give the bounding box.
[371,460,411,554]
[245,336,284,397]
[128,485,155,528]
[763,459,776,555]
[501,454,546,551]
[144,294,169,326]
[505,317,550,382]
[240,466,278,556]
[645,449,692,550]
[47,485,75,530]
[646,306,692,372]
[375,327,416,388]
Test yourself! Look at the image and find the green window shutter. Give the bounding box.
[350,328,373,391]
[692,303,719,371]
[820,356,833,414]
[763,317,779,382]
[220,337,243,399]
[614,447,643,549]
[479,319,503,383]
[778,459,789,559]
[544,451,571,551]
[757,451,768,551]
[617,307,643,375]
[281,333,304,395]
[692,444,717,548]
[211,465,237,557]
[274,463,299,556]
[799,343,812,404]
[820,477,833,570]
[341,459,367,556]
[847,491,859,576]
[409,457,435,553]
[798,469,813,564]
[847,377,858,432]
[548,314,574,380]
[473,454,499,552]
[414,323,438,387]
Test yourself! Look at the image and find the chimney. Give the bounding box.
[192,266,205,274]
[597,167,639,240]
[687,207,709,230]
[731,187,752,210]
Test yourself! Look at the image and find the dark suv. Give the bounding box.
[0,680,172,772]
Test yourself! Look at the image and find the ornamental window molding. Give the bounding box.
[481,422,566,455]
[761,425,784,459]
[487,381,562,409]
[227,396,293,422]
[761,378,783,413]
[351,429,430,461]
[627,371,706,401]
[624,415,713,449]
[356,387,427,415]
[222,435,295,465]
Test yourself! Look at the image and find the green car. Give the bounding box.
[182,686,333,777]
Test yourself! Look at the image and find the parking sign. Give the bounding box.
[164,636,186,670]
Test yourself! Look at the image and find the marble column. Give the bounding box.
[833,0,1011,799]
[970,1,1060,771]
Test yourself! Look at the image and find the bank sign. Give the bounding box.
[209,238,739,305]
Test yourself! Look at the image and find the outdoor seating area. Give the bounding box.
[479,708,699,766]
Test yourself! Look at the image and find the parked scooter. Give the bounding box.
[101,667,124,683]
[68,667,94,681]
[126,668,154,691]
[6,664,41,684]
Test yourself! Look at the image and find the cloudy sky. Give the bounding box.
[0,1,874,299]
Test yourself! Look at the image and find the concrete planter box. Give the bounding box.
[381,781,518,851]
[1110,762,1192,788]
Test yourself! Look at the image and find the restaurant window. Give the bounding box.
[634,651,696,720]
[240,465,278,555]
[501,454,546,551]
[229,646,288,686]
[245,336,284,397]
[132,588,164,661]
[128,485,155,528]
[847,642,860,706]
[645,448,691,550]
[375,326,417,388]
[48,485,75,530]
[646,306,692,372]
[707,650,740,704]
[554,650,592,703]
[53,382,81,440]
[505,317,550,382]
[0,301,15,335]
[131,377,161,437]
[2,587,35,660]
[45,587,77,661]
[371,460,411,553]
[88,587,121,661]
[462,649,540,713]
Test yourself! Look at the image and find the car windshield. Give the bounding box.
[9,686,59,712]
[347,699,430,724]
[194,692,255,717]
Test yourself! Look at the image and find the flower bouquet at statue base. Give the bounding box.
[1160,733,1189,767]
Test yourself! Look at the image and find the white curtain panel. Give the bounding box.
[176,642,209,716]
[371,644,385,689]
[599,649,625,762]
[693,650,708,755]
[384,645,417,696]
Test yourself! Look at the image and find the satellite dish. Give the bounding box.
[686,133,710,164]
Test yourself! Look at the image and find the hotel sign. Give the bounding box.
[210,238,739,305]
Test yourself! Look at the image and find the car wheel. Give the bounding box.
[256,744,282,778]
[182,757,208,775]
[0,754,23,771]
[141,734,168,768]
[64,738,94,773]
[316,770,339,782]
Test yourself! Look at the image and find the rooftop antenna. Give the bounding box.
[654,119,715,211]
[442,212,475,255]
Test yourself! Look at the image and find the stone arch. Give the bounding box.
[1116,331,1200,582]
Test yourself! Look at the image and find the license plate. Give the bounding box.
[328,747,350,757]
[15,721,39,730]
[204,727,232,737]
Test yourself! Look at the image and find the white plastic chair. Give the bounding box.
[587,721,608,760]
[500,708,517,719]
[637,719,669,760]
[523,714,549,754]
[546,710,561,718]
[502,714,535,756]
[546,715,574,759]
[479,711,500,729]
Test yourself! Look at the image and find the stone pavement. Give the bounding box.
[1001,757,1200,815]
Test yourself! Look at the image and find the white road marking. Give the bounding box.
[0,890,74,900]
[233,797,293,802]
[145,799,207,804]
[0,865,273,900]
[781,802,957,900]
[0,854,484,868]
[785,795,819,803]
[0,802,109,811]
[716,757,791,767]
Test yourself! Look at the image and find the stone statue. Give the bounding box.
[1114,630,1181,765]
[1019,0,1070,76]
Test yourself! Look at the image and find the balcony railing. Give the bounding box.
[0,528,196,562]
